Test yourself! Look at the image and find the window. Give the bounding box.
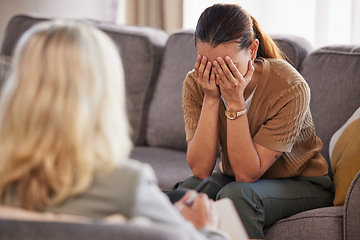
[183,0,360,48]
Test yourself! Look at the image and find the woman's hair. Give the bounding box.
[195,4,285,59]
[0,20,132,209]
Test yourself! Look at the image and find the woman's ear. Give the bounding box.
[250,39,259,60]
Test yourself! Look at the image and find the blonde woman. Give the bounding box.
[0,20,229,240]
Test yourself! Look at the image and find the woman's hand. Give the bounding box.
[175,190,220,230]
[213,56,254,109]
[194,55,220,99]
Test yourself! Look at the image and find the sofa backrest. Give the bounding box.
[88,21,168,145]
[0,15,168,145]
[300,45,360,172]
[1,15,49,57]
[146,30,197,151]
[272,34,313,70]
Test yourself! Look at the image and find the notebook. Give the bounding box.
[214,198,249,240]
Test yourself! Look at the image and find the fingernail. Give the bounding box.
[185,191,198,206]
[217,57,222,62]
[174,202,184,211]
[225,56,230,61]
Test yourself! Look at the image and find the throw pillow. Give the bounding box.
[0,54,11,90]
[330,106,360,206]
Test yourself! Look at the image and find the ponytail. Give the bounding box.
[250,16,285,60]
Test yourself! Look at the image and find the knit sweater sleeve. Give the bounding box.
[253,80,311,152]
[182,70,204,141]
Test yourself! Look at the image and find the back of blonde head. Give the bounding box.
[0,20,132,209]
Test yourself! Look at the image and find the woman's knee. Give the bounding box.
[216,182,265,239]
[173,176,202,190]
[216,182,264,214]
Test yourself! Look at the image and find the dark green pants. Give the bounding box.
[174,171,334,239]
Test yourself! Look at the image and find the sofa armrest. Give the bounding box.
[344,171,360,240]
[0,219,188,240]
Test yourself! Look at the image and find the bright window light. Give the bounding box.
[183,0,359,48]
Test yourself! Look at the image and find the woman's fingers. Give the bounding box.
[175,193,218,230]
[243,59,255,81]
[194,54,202,78]
[177,190,198,205]
[215,57,234,83]
[210,67,216,84]
[198,56,208,78]
[224,56,242,80]
[213,59,224,82]
[203,61,212,80]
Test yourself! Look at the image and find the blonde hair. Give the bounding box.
[0,20,132,209]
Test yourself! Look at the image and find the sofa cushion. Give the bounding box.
[130,146,193,192]
[146,30,197,151]
[329,107,360,205]
[264,206,344,240]
[299,46,360,175]
[272,34,313,70]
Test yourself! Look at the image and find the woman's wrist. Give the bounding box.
[225,99,246,112]
[203,94,221,106]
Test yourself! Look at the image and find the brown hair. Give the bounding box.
[195,4,285,59]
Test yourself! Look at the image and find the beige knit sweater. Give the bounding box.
[182,58,328,179]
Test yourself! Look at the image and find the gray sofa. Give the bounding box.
[1,15,360,240]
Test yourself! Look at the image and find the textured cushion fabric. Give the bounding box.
[146,30,197,151]
[130,146,192,192]
[0,54,11,90]
[299,46,360,176]
[344,171,360,240]
[89,21,168,145]
[0,219,187,240]
[264,206,344,240]
[329,107,360,205]
[272,34,313,70]
[1,15,168,145]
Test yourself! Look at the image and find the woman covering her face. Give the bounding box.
[174,4,334,239]
[0,20,230,240]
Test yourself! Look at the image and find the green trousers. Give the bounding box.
[174,171,334,239]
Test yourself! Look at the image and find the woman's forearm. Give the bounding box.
[187,95,220,179]
[226,113,280,182]
[226,114,262,182]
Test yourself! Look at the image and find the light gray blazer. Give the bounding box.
[42,159,229,240]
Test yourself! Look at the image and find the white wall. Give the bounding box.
[0,0,116,48]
